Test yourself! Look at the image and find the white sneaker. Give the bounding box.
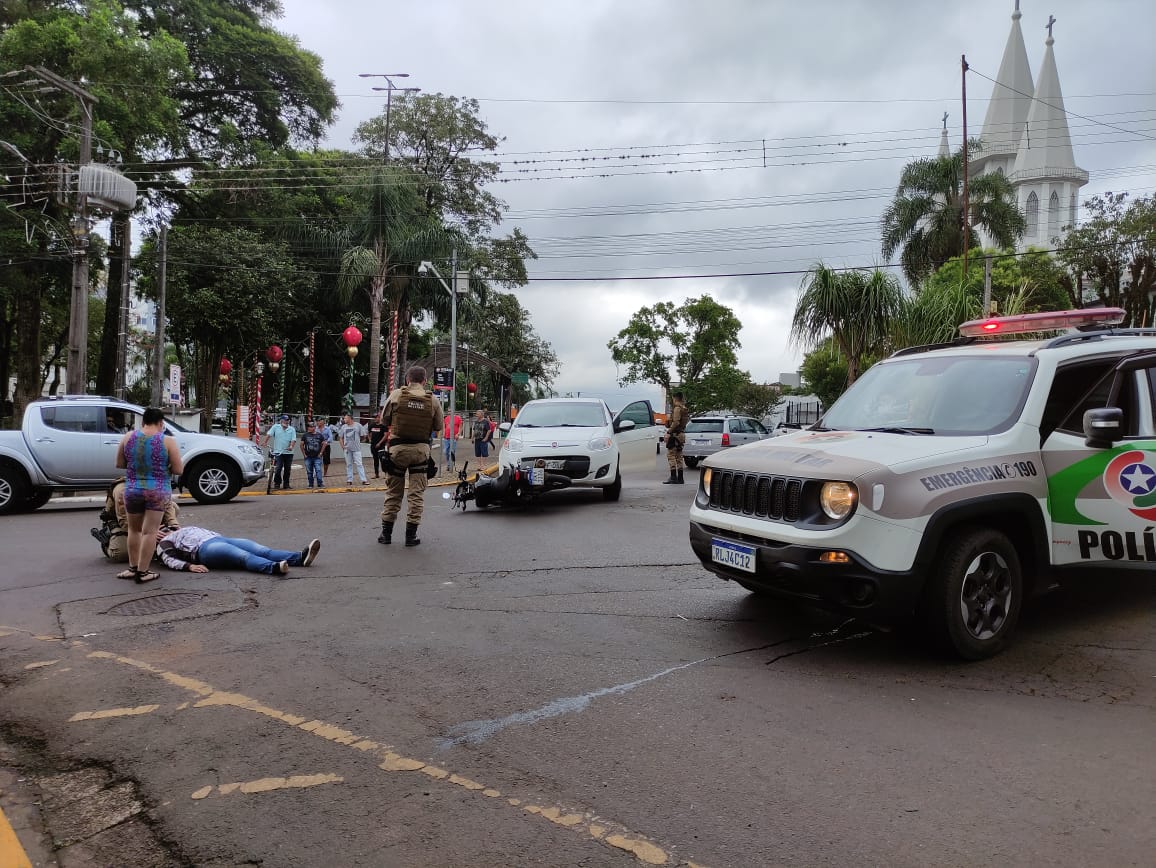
[301,538,321,567]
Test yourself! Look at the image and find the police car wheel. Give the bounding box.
[924,526,1022,660]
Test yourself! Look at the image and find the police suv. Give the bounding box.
[689,308,1156,659]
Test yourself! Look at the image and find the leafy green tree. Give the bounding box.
[732,380,780,420]
[608,295,743,395]
[799,341,850,409]
[881,146,1025,286]
[682,364,749,415]
[454,290,560,406]
[791,264,902,385]
[138,225,312,429]
[1057,192,1156,327]
[921,248,1071,313]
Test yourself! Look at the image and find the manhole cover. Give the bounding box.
[105,593,206,616]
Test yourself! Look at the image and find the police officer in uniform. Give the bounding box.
[378,365,444,546]
[664,391,689,484]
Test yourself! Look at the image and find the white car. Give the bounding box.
[497,398,658,501]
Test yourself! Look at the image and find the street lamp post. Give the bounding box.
[357,73,421,162]
[417,251,467,436]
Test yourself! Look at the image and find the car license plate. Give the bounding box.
[711,539,755,573]
[693,439,710,445]
[530,467,545,486]
[545,459,565,470]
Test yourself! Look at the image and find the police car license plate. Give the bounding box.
[711,539,755,573]
[530,467,545,486]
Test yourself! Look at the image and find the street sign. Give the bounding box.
[168,364,181,404]
[433,367,454,391]
[511,371,529,385]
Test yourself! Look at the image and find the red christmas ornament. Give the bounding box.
[219,358,233,376]
[265,345,283,364]
[467,382,478,395]
[342,325,363,348]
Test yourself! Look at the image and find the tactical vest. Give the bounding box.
[390,387,435,441]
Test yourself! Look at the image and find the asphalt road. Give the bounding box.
[0,460,1153,867]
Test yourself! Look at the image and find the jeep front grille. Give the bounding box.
[710,471,803,522]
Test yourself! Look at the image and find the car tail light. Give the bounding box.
[721,433,730,446]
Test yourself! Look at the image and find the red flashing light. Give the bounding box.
[959,307,1126,338]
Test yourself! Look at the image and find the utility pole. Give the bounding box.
[960,54,971,279]
[115,216,131,399]
[24,66,97,395]
[982,254,993,316]
[151,224,168,407]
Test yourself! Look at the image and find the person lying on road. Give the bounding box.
[155,526,321,576]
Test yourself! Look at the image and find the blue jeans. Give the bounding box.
[304,456,322,487]
[198,537,302,574]
[272,452,293,488]
[443,437,456,464]
[345,447,367,483]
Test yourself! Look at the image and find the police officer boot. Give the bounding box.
[663,469,678,484]
[377,521,394,545]
[404,522,421,547]
[676,468,685,484]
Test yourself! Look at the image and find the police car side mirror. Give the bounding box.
[1083,407,1123,449]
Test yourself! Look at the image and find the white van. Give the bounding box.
[689,309,1156,659]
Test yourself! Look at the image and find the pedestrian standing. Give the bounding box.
[664,391,689,484]
[471,409,491,460]
[368,413,388,478]
[320,418,332,478]
[339,412,369,485]
[115,407,183,584]
[264,413,298,489]
[378,366,443,546]
[442,410,462,471]
[300,419,326,489]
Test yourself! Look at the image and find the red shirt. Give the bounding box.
[443,414,463,438]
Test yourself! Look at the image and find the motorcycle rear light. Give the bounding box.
[721,433,730,446]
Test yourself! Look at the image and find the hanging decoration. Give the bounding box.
[342,325,362,411]
[307,330,315,420]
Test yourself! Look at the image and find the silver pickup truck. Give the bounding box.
[0,396,266,514]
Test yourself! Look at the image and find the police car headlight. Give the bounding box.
[588,435,613,451]
[820,482,857,520]
[506,436,524,453]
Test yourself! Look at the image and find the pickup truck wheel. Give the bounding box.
[0,465,28,515]
[684,457,699,469]
[602,465,622,501]
[187,458,241,505]
[923,527,1022,660]
[24,488,52,511]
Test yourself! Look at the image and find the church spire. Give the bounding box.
[938,112,950,157]
[975,1,1034,161]
[1010,17,1085,179]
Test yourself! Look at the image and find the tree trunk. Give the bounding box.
[96,213,129,395]
[0,296,12,426]
[396,300,412,389]
[12,264,44,424]
[368,276,383,414]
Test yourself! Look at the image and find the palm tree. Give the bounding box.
[881,146,1025,287]
[791,264,903,385]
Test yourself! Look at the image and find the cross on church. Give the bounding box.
[942,112,948,130]
[1046,14,1056,38]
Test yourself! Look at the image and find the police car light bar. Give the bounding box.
[959,307,1126,338]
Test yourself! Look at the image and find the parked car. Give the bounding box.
[487,397,657,503]
[0,396,267,514]
[681,414,770,467]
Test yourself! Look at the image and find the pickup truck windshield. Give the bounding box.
[820,355,1036,436]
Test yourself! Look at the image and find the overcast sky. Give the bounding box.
[277,0,1155,407]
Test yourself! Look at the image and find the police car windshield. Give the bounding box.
[515,401,607,428]
[820,355,1035,436]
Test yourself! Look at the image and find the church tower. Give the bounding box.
[1008,14,1088,250]
[971,1,1035,182]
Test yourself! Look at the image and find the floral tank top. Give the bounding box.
[123,431,172,497]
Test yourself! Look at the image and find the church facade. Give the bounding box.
[968,2,1087,252]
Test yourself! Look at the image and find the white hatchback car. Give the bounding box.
[498,398,658,500]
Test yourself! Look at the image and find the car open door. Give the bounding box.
[613,401,656,472]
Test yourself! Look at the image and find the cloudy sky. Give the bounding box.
[277,0,1155,407]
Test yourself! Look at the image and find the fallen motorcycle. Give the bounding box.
[444,459,572,510]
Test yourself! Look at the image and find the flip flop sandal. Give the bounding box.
[116,568,139,580]
[134,571,160,584]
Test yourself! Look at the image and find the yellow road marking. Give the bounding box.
[70,704,161,722]
[23,660,58,670]
[191,773,342,800]
[0,804,33,868]
[86,650,701,866]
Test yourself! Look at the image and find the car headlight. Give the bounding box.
[506,436,524,453]
[701,467,712,497]
[239,443,259,457]
[819,481,857,520]
[587,435,612,451]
